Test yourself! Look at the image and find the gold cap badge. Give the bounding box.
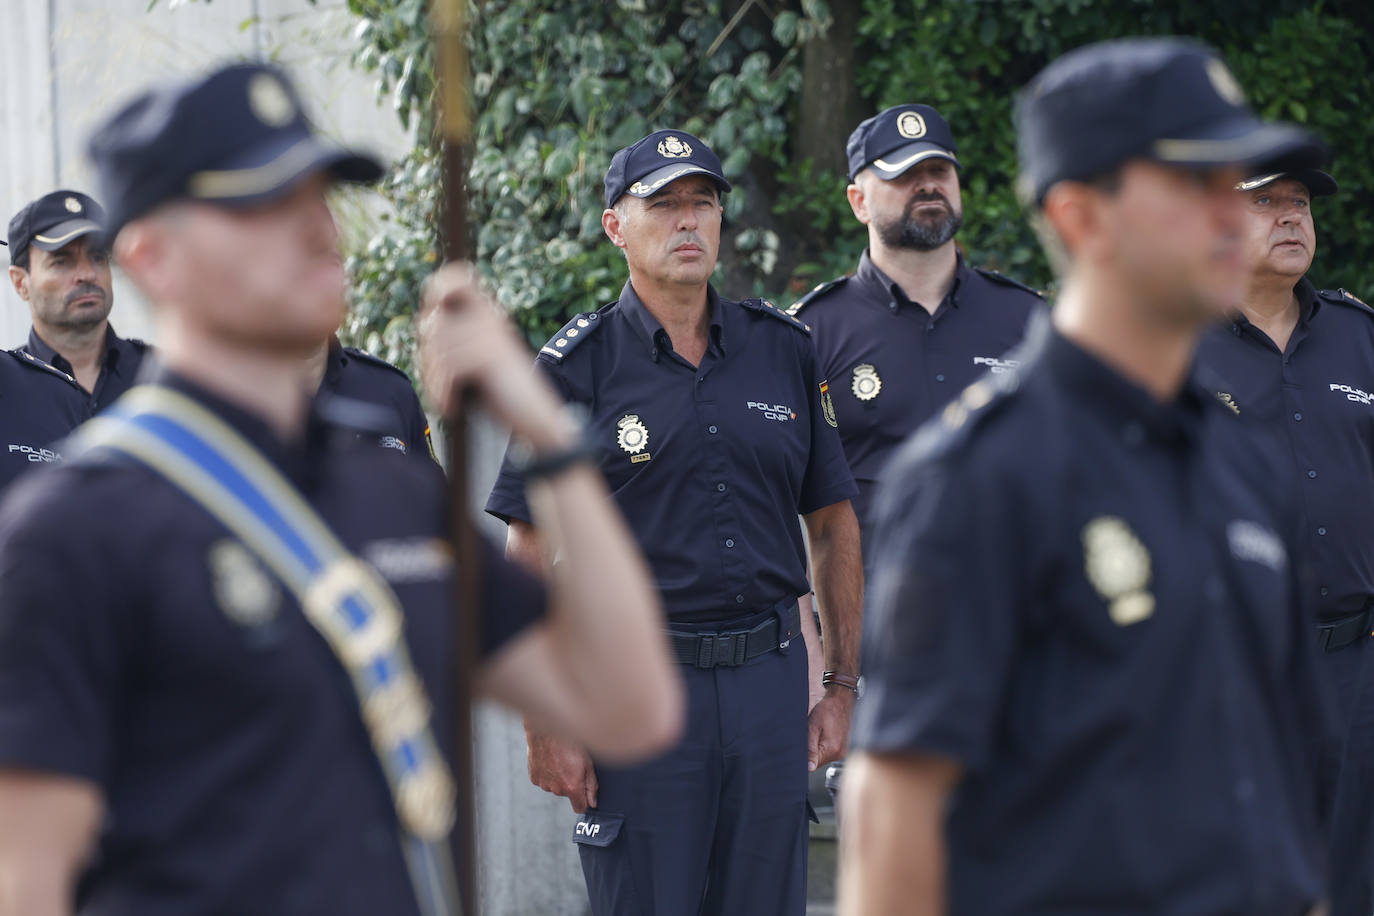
[656,135,693,159]
[896,111,927,139]
[64,196,82,213]
[1205,59,1245,106]
[248,73,295,127]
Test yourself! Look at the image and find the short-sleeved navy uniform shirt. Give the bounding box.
[316,336,435,461]
[486,282,856,624]
[21,323,150,414]
[790,250,1043,548]
[1196,278,1374,620]
[0,348,90,490]
[0,371,545,916]
[852,323,1326,914]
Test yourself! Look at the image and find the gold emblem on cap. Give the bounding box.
[656,135,693,159]
[896,111,927,139]
[248,73,295,127]
[1205,58,1245,106]
[208,539,281,627]
[1082,516,1155,626]
[617,414,650,455]
[63,196,82,214]
[851,364,882,401]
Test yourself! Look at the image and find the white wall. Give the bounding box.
[0,0,411,348]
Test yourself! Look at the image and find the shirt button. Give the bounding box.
[1307,469,1318,479]
[1321,587,1330,597]
[935,374,945,382]
[717,483,726,492]
[1317,527,1327,536]
[1293,412,1303,421]
[736,595,745,604]
[651,348,658,359]
[725,538,735,548]
[708,425,718,434]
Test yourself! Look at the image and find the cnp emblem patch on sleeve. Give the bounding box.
[819,380,838,427]
[1082,516,1154,626]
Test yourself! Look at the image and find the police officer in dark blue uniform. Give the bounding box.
[789,104,1045,557]
[8,190,150,412]
[0,346,89,491]
[1195,166,1374,915]
[0,62,682,915]
[311,333,435,461]
[486,128,862,916]
[839,39,1333,915]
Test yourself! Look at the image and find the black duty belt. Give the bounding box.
[1317,603,1374,652]
[668,599,801,669]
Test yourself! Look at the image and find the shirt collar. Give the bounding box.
[322,334,346,387]
[854,248,967,313]
[27,323,126,374]
[1230,274,1321,334]
[617,280,727,360]
[1044,329,1207,449]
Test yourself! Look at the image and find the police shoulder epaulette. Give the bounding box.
[538,310,606,362]
[342,345,412,382]
[1317,287,1374,316]
[740,297,812,334]
[125,336,153,352]
[973,266,1044,299]
[786,276,849,316]
[7,348,81,388]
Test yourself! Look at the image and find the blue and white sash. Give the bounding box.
[71,385,461,916]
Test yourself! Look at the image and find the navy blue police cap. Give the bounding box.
[1016,38,1326,206]
[846,104,958,182]
[87,62,384,241]
[6,190,105,264]
[603,129,731,208]
[1237,168,1338,198]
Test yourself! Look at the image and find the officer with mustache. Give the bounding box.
[8,191,149,413]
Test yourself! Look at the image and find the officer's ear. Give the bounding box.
[602,206,628,251]
[1041,180,1113,265]
[113,211,178,303]
[7,265,29,301]
[846,179,869,225]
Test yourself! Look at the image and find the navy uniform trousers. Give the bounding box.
[574,606,810,916]
[1323,633,1374,916]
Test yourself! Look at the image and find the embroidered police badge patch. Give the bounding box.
[819,380,838,427]
[64,196,82,213]
[248,73,295,127]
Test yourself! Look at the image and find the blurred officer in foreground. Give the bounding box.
[1196,167,1374,915]
[8,191,150,413]
[0,62,681,916]
[789,103,1044,559]
[307,333,435,461]
[487,128,861,915]
[840,38,1333,915]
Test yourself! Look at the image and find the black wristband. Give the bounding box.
[519,437,599,482]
